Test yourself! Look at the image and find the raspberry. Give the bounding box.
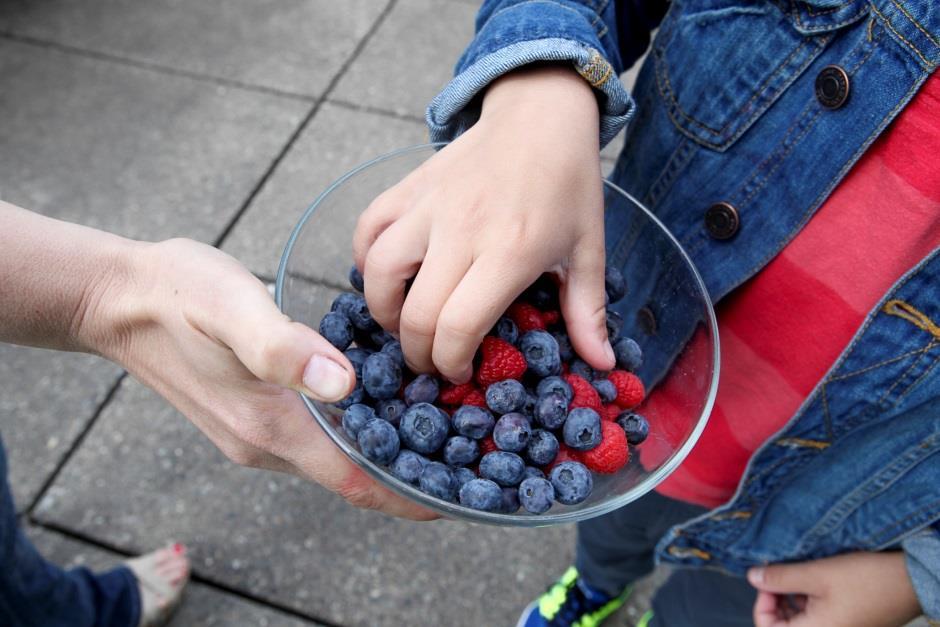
[462,388,488,408]
[541,310,561,326]
[475,337,527,387]
[508,302,546,332]
[479,435,499,455]
[608,370,646,409]
[439,381,477,406]
[564,373,603,413]
[601,404,621,421]
[582,421,629,474]
[545,443,581,472]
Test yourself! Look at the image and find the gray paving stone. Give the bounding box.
[35,374,577,626]
[222,103,427,281]
[0,0,383,98]
[0,38,307,243]
[0,344,122,511]
[331,0,477,118]
[25,525,321,626]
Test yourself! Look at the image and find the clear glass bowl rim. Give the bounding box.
[275,142,720,527]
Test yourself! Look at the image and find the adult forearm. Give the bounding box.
[0,199,137,353]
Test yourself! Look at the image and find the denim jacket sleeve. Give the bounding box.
[426,0,666,148]
[903,524,940,620]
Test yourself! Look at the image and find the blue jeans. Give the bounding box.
[0,434,140,627]
[576,491,756,627]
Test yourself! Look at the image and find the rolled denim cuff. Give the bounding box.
[426,38,634,148]
[902,527,940,620]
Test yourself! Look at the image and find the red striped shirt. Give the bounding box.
[644,72,940,509]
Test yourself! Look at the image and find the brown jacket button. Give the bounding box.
[815,65,850,110]
[704,202,740,240]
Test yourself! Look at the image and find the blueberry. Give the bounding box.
[342,403,376,439]
[521,391,538,418]
[453,467,478,490]
[348,264,364,292]
[479,451,526,487]
[536,376,573,404]
[399,403,450,454]
[552,331,575,362]
[404,374,440,406]
[458,478,502,511]
[523,466,546,480]
[369,328,396,348]
[616,412,650,445]
[592,379,617,404]
[375,399,407,427]
[569,359,595,382]
[492,317,519,345]
[497,487,520,514]
[563,408,602,451]
[331,292,361,316]
[606,309,624,342]
[333,383,366,410]
[319,311,354,351]
[518,477,555,514]
[337,293,377,331]
[418,462,457,501]
[389,450,428,485]
[550,461,593,505]
[534,392,568,430]
[443,436,480,466]
[362,352,402,400]
[520,331,561,377]
[524,275,559,309]
[452,406,495,439]
[613,337,643,372]
[380,340,404,368]
[344,347,371,379]
[493,413,532,452]
[485,379,527,414]
[526,429,560,466]
[605,266,627,304]
[357,419,400,465]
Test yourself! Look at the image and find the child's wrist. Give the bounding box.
[480,65,600,128]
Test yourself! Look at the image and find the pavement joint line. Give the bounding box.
[0,30,317,103]
[25,371,128,516]
[326,98,426,125]
[25,520,341,627]
[212,0,400,249]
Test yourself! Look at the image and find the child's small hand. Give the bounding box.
[353,66,616,383]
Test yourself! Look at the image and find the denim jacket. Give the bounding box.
[427,0,940,617]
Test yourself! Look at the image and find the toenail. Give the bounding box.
[173,543,185,554]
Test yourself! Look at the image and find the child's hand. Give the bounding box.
[354,66,615,383]
[748,551,922,626]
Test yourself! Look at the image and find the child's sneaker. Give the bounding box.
[516,566,630,627]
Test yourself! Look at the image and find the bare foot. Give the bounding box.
[125,543,190,627]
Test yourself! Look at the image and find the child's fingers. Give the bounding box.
[352,192,406,272]
[753,591,786,627]
[362,212,430,333]
[559,237,615,372]
[398,241,472,375]
[432,253,542,383]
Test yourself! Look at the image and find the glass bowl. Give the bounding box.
[276,143,719,526]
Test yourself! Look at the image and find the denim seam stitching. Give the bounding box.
[482,0,593,40]
[887,0,940,47]
[829,345,935,381]
[864,496,940,546]
[795,3,869,32]
[875,340,933,407]
[870,2,935,69]
[653,33,822,143]
[893,345,940,406]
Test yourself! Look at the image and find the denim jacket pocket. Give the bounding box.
[652,0,868,151]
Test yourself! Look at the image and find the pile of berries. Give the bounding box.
[317,265,650,515]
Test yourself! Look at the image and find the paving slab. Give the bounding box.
[35,372,580,626]
[331,0,477,119]
[25,524,322,626]
[222,103,427,281]
[0,0,383,98]
[0,38,307,243]
[0,344,122,512]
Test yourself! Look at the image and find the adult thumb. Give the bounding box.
[210,281,355,402]
[560,243,616,372]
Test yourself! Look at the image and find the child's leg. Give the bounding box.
[649,568,756,626]
[575,490,707,595]
[0,434,140,627]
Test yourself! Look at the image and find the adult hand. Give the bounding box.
[748,551,921,626]
[353,65,615,383]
